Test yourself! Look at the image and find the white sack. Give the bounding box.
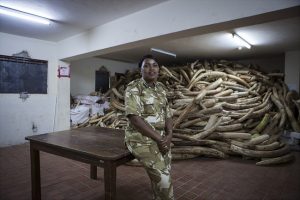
[91,101,110,116]
[74,95,100,105]
[70,105,90,125]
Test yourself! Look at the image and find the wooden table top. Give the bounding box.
[25,127,131,161]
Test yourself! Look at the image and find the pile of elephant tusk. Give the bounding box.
[73,60,300,166]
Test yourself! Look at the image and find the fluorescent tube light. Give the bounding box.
[151,48,176,57]
[0,6,50,25]
[232,33,251,49]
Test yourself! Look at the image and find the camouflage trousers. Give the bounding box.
[126,140,174,200]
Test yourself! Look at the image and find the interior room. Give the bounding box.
[0,1,300,200]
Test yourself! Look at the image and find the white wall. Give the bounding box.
[285,51,300,93]
[236,55,285,73]
[58,0,300,60]
[54,61,71,132]
[0,33,69,146]
[70,57,135,96]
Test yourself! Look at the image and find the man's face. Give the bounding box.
[141,58,159,83]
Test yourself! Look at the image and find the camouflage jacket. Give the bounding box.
[125,78,172,144]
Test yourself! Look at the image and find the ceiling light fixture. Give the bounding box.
[0,6,51,25]
[232,33,251,49]
[151,48,176,57]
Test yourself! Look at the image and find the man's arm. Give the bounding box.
[128,115,168,153]
[164,117,173,148]
[128,115,162,142]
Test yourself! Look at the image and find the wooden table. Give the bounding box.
[25,127,134,200]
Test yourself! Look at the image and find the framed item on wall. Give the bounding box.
[95,71,109,93]
[58,65,70,78]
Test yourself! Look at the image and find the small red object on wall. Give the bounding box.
[58,65,70,78]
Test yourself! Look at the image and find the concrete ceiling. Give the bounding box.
[100,16,300,65]
[0,0,168,41]
[0,0,300,65]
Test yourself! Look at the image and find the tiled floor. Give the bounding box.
[0,143,299,200]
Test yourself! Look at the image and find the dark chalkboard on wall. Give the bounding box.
[0,55,48,94]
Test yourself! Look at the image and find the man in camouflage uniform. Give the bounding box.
[125,55,174,200]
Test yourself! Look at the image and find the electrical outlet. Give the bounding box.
[32,122,38,133]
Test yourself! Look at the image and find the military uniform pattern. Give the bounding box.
[125,78,174,200]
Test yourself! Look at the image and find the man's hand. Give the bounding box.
[128,115,173,155]
[157,134,172,155]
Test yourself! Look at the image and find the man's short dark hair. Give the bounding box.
[138,54,157,68]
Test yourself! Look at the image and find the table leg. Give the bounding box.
[30,144,41,200]
[90,164,97,179]
[104,161,116,200]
